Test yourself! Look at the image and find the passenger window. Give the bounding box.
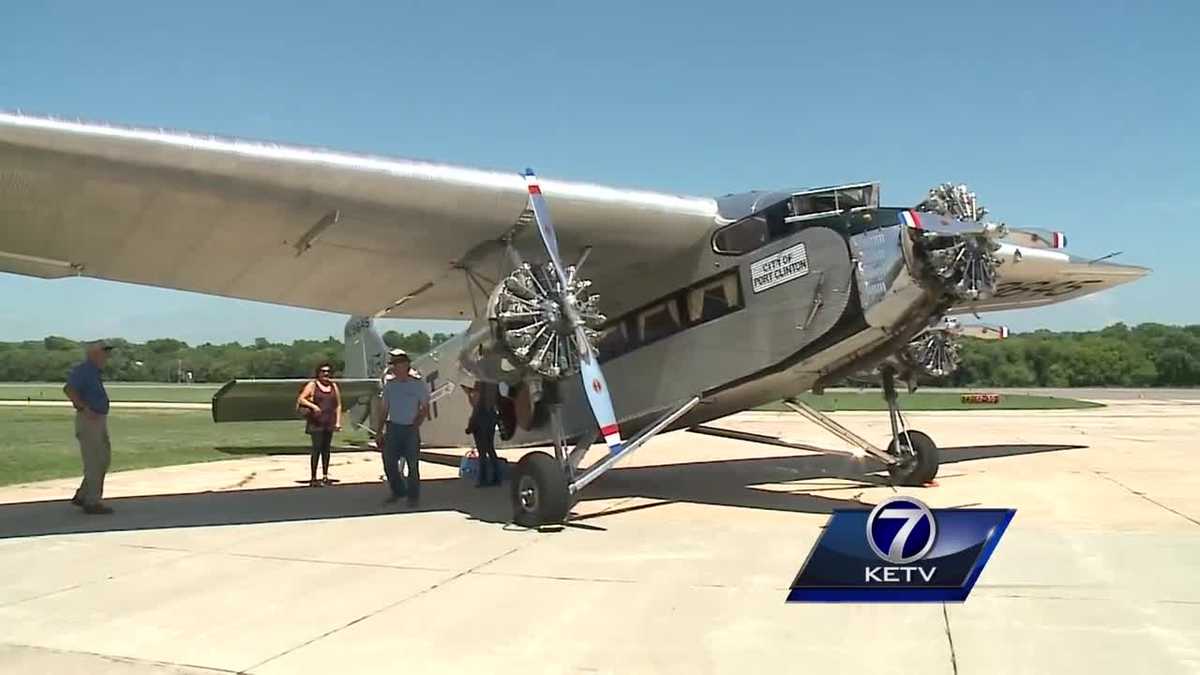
[712,215,767,255]
[638,301,681,343]
[687,273,741,323]
[596,322,629,362]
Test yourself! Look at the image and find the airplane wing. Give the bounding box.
[0,113,716,319]
[951,241,1147,313]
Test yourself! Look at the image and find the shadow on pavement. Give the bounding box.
[0,443,1083,540]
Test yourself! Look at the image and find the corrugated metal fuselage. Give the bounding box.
[415,218,907,449]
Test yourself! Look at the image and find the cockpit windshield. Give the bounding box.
[713,182,879,255]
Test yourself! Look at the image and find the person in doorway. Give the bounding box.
[375,352,429,505]
[465,380,501,487]
[297,362,342,486]
[63,340,115,515]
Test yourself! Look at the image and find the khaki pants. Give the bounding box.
[74,413,111,506]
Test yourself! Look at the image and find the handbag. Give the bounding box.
[297,380,319,420]
[459,450,479,480]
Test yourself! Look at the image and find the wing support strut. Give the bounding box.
[568,395,702,494]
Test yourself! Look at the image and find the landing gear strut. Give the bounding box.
[880,367,939,486]
[510,394,702,527]
[781,367,939,486]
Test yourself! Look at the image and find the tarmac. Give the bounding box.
[0,395,1198,674]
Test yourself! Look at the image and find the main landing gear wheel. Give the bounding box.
[887,430,939,486]
[511,451,571,527]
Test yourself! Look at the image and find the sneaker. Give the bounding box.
[321,477,333,486]
[82,503,114,515]
[70,495,83,507]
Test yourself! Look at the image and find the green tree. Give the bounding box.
[42,336,77,351]
[5,322,1197,387]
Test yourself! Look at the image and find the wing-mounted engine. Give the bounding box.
[847,316,1009,388]
[491,262,604,379]
[457,260,606,386]
[454,170,628,456]
[902,316,1008,378]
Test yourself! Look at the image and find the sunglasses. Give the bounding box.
[318,369,332,374]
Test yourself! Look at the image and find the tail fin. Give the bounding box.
[343,316,388,379]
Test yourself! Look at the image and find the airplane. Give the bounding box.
[0,112,1147,526]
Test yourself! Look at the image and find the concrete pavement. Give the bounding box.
[0,399,1198,673]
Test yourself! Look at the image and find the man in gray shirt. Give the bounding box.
[376,352,430,505]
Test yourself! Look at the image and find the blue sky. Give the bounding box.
[2,1,1196,343]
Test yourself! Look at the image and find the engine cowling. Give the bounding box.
[457,261,605,385]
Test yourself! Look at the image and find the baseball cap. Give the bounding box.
[84,340,114,353]
[388,348,409,362]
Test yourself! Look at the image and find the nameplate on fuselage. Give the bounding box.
[750,242,810,293]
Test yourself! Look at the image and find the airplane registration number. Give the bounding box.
[751,243,810,293]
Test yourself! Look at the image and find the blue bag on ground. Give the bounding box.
[459,450,479,480]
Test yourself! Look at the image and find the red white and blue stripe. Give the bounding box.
[900,210,922,230]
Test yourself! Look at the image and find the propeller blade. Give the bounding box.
[576,326,624,454]
[523,169,567,283]
[522,168,625,454]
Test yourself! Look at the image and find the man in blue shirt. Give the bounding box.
[375,352,430,506]
[63,340,114,514]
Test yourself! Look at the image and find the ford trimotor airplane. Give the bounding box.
[0,113,1146,526]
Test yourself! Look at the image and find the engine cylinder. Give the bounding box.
[457,261,604,385]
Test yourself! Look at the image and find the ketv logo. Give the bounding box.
[787,497,1014,602]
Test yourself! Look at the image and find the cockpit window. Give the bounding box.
[712,215,768,255]
[713,182,879,255]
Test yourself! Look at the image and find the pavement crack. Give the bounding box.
[239,541,535,673]
[0,642,238,673]
[942,603,959,675]
[1093,471,1200,527]
[471,569,640,585]
[216,550,452,573]
[0,545,206,610]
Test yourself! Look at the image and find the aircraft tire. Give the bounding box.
[511,451,570,527]
[886,430,939,486]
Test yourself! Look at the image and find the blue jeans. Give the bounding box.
[383,423,420,500]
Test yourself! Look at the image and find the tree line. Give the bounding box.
[949,322,1200,387]
[0,323,1197,387]
[0,330,453,383]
